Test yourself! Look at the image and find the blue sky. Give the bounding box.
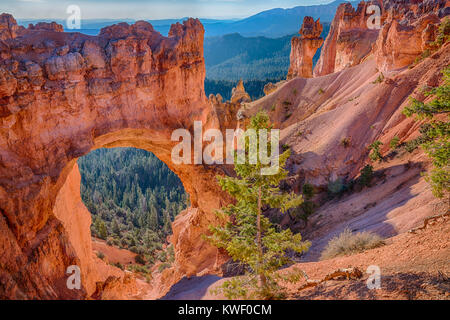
[1,0,337,19]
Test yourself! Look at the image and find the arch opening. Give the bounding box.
[47,128,228,299]
[78,147,188,276]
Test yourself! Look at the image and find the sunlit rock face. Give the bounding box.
[313,1,383,77]
[0,13,232,299]
[373,0,448,72]
[314,0,448,77]
[230,79,251,104]
[287,16,324,80]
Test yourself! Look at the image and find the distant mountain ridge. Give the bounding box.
[207,0,357,37]
[17,0,356,38]
[205,23,330,81]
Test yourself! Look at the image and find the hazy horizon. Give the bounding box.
[1,0,340,20]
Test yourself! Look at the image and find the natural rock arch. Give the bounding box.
[0,15,233,298]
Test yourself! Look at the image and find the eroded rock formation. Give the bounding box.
[247,42,450,183]
[374,0,447,72]
[0,14,232,299]
[314,1,383,77]
[314,0,449,76]
[230,79,251,104]
[287,17,324,79]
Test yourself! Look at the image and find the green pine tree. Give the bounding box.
[95,217,108,240]
[206,112,310,300]
[163,210,172,235]
[148,205,159,229]
[112,218,121,236]
[403,66,450,199]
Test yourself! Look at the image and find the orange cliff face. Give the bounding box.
[243,1,449,191]
[373,0,446,72]
[0,13,232,299]
[313,1,383,77]
[312,0,448,77]
[287,17,324,79]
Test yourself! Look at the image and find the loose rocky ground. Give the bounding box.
[188,213,449,300]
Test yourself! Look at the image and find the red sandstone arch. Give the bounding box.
[0,15,232,299]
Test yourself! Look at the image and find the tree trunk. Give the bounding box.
[257,186,267,288]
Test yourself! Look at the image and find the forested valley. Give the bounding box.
[78,148,188,273]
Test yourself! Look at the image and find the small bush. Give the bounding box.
[96,251,105,260]
[302,183,315,200]
[271,105,276,112]
[282,144,290,151]
[405,138,421,153]
[291,199,316,224]
[129,246,138,254]
[327,178,346,196]
[404,134,431,153]
[157,250,167,263]
[434,17,450,47]
[320,228,384,260]
[359,165,374,187]
[389,136,400,150]
[341,137,351,148]
[414,49,431,65]
[369,140,383,162]
[300,201,316,219]
[127,264,151,276]
[112,262,124,270]
[158,262,171,273]
[372,73,385,84]
[135,254,146,265]
[318,88,325,95]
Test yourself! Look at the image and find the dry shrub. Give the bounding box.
[320,228,384,260]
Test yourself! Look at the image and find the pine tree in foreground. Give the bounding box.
[206,112,310,299]
[403,66,449,199]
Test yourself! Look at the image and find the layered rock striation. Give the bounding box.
[287,17,324,79]
[374,0,448,71]
[313,1,383,77]
[313,0,449,76]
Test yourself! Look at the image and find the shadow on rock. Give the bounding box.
[160,275,222,300]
